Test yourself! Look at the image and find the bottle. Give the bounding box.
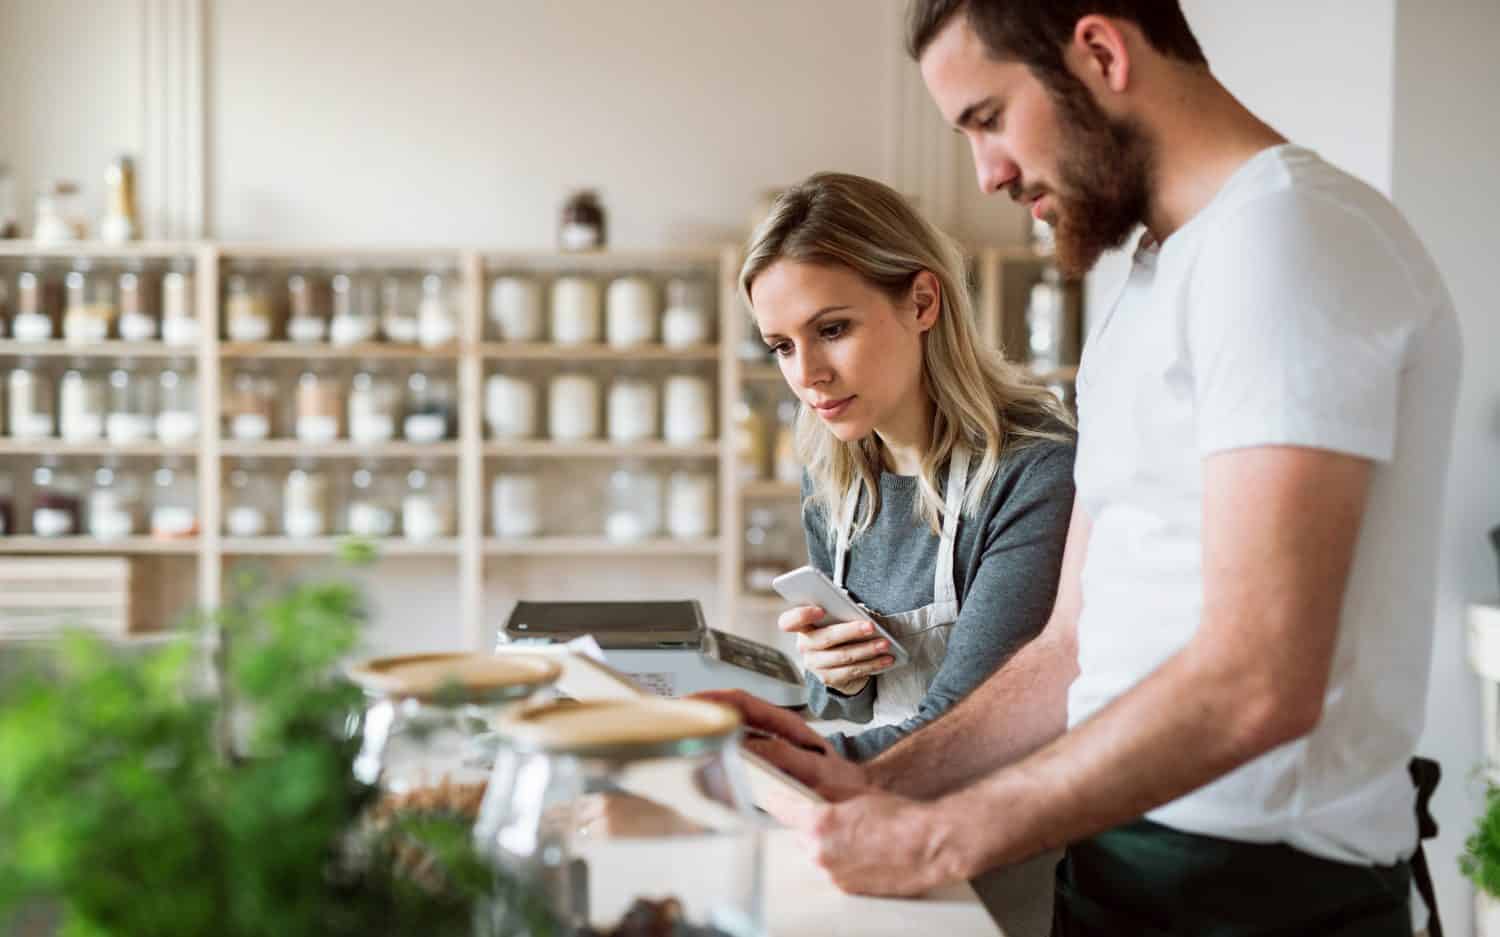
[417,274,456,348]
[734,390,771,482]
[160,263,199,347]
[773,399,801,484]
[99,156,139,243]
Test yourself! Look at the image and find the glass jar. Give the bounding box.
[663,375,713,445]
[550,276,601,345]
[666,471,717,540]
[161,263,199,347]
[224,367,276,441]
[346,464,398,538]
[224,464,276,538]
[485,371,538,440]
[547,373,600,441]
[404,369,456,443]
[489,274,544,341]
[285,273,328,343]
[106,361,156,444]
[155,363,199,445]
[63,260,116,342]
[0,471,13,536]
[31,458,81,537]
[295,369,343,443]
[58,363,106,442]
[605,462,663,542]
[491,471,541,539]
[401,466,454,541]
[0,276,9,339]
[662,277,712,348]
[117,267,158,341]
[733,391,770,483]
[605,275,658,347]
[224,271,273,342]
[87,461,140,541]
[773,400,801,484]
[13,266,60,341]
[474,698,762,937]
[8,360,55,440]
[558,189,607,251]
[149,459,198,539]
[329,271,378,346]
[348,368,401,444]
[1025,267,1067,372]
[606,375,659,443]
[283,463,330,539]
[743,507,793,594]
[33,180,81,245]
[380,274,419,345]
[417,273,457,349]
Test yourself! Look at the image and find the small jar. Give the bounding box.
[155,363,199,444]
[743,507,793,594]
[348,368,401,444]
[549,276,601,345]
[63,260,116,342]
[224,368,276,441]
[605,275,658,347]
[87,462,140,541]
[401,466,454,541]
[734,391,770,483]
[224,464,276,538]
[0,278,9,339]
[329,272,378,346]
[161,264,199,347]
[558,189,606,251]
[380,274,419,344]
[773,399,801,484]
[488,275,543,341]
[8,360,55,440]
[149,459,198,539]
[13,268,58,341]
[224,272,273,342]
[285,273,329,343]
[1026,267,1067,371]
[31,458,81,537]
[484,372,538,440]
[547,373,600,441]
[106,362,156,444]
[605,462,663,542]
[117,267,158,341]
[491,472,541,539]
[606,375,659,443]
[282,464,330,539]
[295,369,343,443]
[663,374,713,444]
[0,471,13,536]
[661,277,712,347]
[58,364,106,442]
[346,464,398,538]
[666,471,716,540]
[417,274,456,348]
[403,369,456,443]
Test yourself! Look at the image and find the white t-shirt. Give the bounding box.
[1070,144,1461,865]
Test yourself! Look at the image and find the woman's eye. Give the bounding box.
[977,113,1000,132]
[819,321,848,340]
[767,342,792,358]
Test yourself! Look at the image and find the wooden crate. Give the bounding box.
[0,557,146,640]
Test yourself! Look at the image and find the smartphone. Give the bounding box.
[769,565,911,670]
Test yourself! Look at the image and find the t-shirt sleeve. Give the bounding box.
[1187,192,1423,461]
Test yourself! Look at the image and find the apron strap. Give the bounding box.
[832,484,860,587]
[1408,756,1443,937]
[932,447,970,608]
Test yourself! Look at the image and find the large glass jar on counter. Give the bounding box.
[31,458,82,537]
[403,369,456,443]
[63,260,115,342]
[149,459,198,539]
[474,698,763,937]
[155,362,199,445]
[224,463,276,538]
[106,361,155,444]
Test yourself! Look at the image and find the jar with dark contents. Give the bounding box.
[403,368,456,443]
[559,189,607,252]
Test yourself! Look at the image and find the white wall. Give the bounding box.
[1393,1,1500,932]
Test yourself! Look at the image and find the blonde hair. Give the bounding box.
[739,172,1072,537]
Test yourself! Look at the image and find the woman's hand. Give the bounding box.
[778,605,896,695]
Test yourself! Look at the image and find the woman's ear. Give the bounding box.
[911,271,942,333]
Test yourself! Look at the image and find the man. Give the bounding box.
[704,2,1461,933]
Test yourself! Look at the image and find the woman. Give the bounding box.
[741,172,1075,761]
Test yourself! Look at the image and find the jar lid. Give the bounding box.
[495,698,741,756]
[347,652,560,702]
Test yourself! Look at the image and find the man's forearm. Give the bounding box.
[867,614,1077,799]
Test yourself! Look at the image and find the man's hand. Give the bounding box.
[791,791,969,896]
[694,689,871,797]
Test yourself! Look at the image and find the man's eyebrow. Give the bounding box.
[954,96,999,131]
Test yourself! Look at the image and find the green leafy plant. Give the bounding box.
[0,546,558,937]
[1463,782,1500,899]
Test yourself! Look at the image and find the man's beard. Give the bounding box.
[1038,74,1154,279]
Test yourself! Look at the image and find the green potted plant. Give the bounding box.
[1463,781,1500,935]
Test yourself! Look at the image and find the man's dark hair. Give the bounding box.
[906,1,1207,78]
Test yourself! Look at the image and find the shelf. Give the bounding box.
[484,537,721,557]
[220,440,460,459]
[216,244,460,265]
[0,340,196,358]
[221,537,461,556]
[220,341,460,360]
[482,247,723,266]
[740,481,801,500]
[0,536,200,555]
[0,241,199,259]
[479,342,719,362]
[484,440,720,459]
[0,439,198,457]
[1031,365,1079,383]
[740,363,784,382]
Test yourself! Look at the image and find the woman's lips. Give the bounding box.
[812,395,855,419]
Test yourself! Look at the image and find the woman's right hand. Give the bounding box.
[778,605,896,695]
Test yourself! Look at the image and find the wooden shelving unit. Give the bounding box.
[220,341,461,360]
[0,536,200,555]
[483,537,721,557]
[482,440,719,459]
[0,339,194,358]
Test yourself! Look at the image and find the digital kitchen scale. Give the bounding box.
[498,600,808,707]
